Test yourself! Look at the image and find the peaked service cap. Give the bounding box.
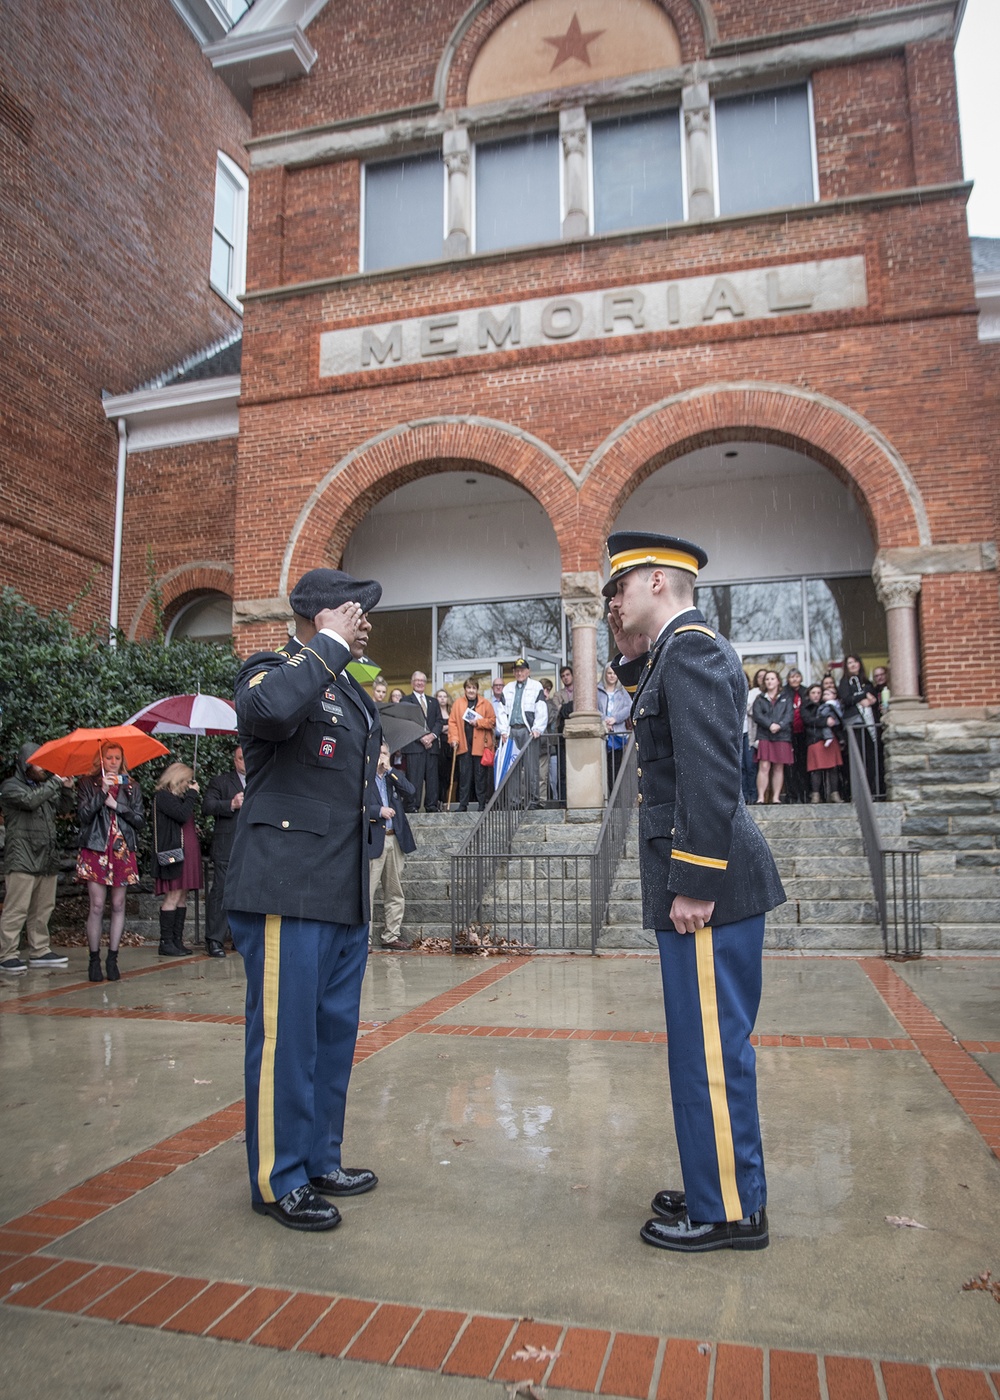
[289,568,382,620]
[602,532,709,598]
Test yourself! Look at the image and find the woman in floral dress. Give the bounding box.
[76,742,144,983]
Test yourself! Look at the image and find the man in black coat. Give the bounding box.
[201,747,246,957]
[225,568,383,1233]
[607,531,785,1254]
[400,670,443,812]
[368,742,416,950]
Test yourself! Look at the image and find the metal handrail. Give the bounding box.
[590,736,638,951]
[846,726,922,957]
[450,735,638,952]
[450,737,534,946]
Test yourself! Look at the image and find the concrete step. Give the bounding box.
[598,923,884,952]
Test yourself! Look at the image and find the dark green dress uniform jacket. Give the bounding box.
[614,608,785,930]
[224,632,381,927]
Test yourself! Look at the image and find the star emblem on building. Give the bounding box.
[543,12,605,70]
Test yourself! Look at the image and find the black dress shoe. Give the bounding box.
[309,1166,378,1197]
[251,1184,341,1231]
[206,942,226,958]
[640,1208,768,1252]
[650,1188,686,1219]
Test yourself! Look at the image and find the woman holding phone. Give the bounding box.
[76,742,144,982]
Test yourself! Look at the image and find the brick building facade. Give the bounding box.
[0,0,249,628]
[6,1,999,802]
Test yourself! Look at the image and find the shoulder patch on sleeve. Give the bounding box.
[675,624,716,639]
[247,671,268,688]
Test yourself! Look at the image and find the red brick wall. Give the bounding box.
[119,439,238,640]
[0,0,249,628]
[814,58,915,198]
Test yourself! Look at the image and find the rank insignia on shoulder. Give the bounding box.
[675,624,716,639]
[248,671,268,688]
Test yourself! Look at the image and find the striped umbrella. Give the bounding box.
[126,694,237,736]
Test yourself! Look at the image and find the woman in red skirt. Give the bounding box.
[751,669,794,804]
[76,742,144,983]
[151,762,202,957]
[803,679,845,802]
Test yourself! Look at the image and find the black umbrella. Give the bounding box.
[377,701,428,754]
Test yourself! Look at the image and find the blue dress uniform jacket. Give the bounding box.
[615,608,785,929]
[225,632,381,925]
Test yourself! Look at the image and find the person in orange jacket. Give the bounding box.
[446,677,497,811]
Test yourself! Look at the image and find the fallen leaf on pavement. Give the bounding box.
[962,1270,1000,1304]
[452,1138,473,1147]
[511,1345,559,1362]
[194,1079,212,1084]
[697,1343,712,1355]
[507,1384,546,1399]
[885,1215,928,1229]
[571,1183,589,1191]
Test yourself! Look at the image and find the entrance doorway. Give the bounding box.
[734,643,805,683]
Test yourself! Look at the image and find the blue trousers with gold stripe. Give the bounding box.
[656,915,767,1224]
[229,911,369,1204]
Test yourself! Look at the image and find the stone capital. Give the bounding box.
[564,597,604,628]
[872,558,921,610]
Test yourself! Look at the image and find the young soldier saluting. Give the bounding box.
[606,531,785,1252]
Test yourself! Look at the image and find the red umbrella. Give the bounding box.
[28,726,169,778]
[126,694,237,736]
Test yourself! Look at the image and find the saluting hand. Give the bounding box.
[316,602,366,644]
[607,601,650,662]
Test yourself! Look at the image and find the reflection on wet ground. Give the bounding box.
[1,949,998,1389]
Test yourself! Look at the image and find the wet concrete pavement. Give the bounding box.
[1,946,999,1398]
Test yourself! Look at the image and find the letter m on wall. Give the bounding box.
[478,307,521,351]
[361,325,403,366]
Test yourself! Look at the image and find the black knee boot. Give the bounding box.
[159,910,184,957]
[88,951,103,982]
[172,907,192,955]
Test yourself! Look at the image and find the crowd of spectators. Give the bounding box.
[744,658,888,805]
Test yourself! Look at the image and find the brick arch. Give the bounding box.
[280,416,579,596]
[128,563,234,641]
[576,382,931,567]
[436,0,711,108]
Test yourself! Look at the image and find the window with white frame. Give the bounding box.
[363,152,445,272]
[211,153,248,307]
[474,130,561,254]
[714,84,816,217]
[591,109,684,234]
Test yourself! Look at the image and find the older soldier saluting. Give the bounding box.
[225,568,383,1232]
[606,532,785,1253]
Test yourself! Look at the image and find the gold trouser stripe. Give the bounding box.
[673,849,728,871]
[694,926,743,1221]
[257,914,282,1203]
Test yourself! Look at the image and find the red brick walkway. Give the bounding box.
[2,954,999,1398]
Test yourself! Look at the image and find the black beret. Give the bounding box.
[602,532,708,598]
[289,568,382,620]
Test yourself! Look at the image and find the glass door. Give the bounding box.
[733,642,805,684]
[436,658,498,704]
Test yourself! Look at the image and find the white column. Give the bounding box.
[562,574,605,809]
[682,83,714,221]
[560,107,589,240]
[872,559,922,702]
[443,127,470,257]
